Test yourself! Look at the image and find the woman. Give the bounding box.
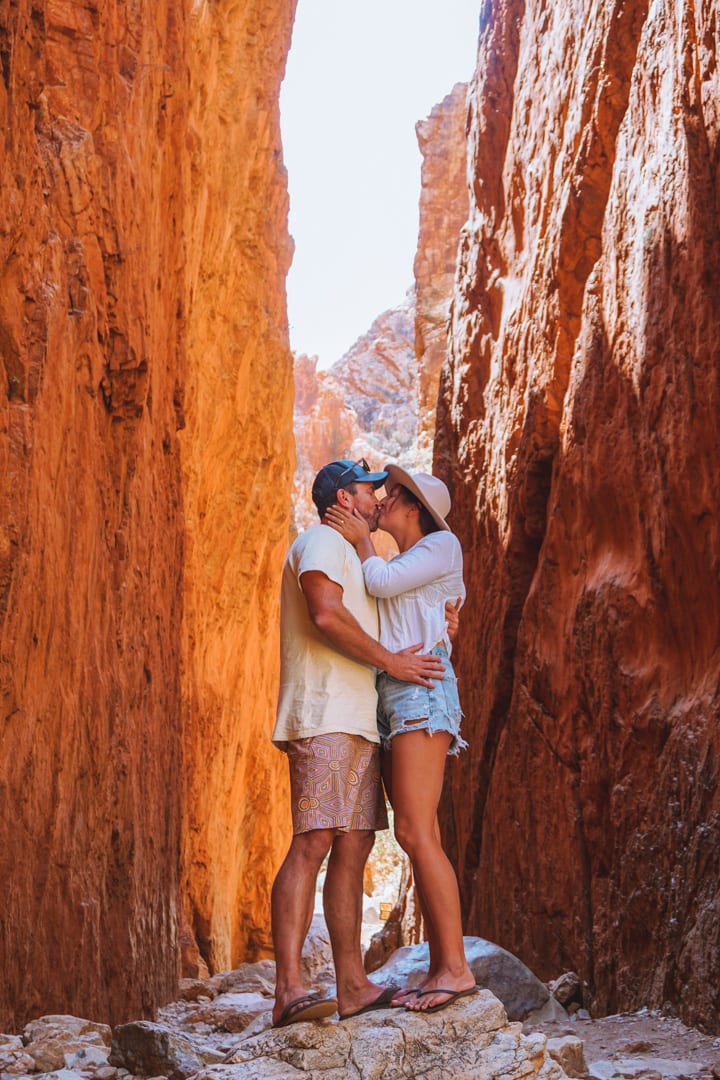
[325,464,477,1014]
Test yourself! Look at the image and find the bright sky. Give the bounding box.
[280,0,480,369]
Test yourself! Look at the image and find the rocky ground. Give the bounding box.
[1,933,719,1080]
[530,1010,720,1080]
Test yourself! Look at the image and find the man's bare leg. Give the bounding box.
[271,828,335,1025]
[323,830,390,1018]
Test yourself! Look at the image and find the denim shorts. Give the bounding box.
[376,646,467,756]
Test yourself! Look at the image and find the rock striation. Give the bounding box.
[179,0,296,980]
[0,0,190,1030]
[437,0,720,1032]
[0,0,295,1028]
[414,82,469,460]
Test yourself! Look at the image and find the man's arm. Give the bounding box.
[301,571,445,688]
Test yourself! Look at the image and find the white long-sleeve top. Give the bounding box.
[361,530,466,655]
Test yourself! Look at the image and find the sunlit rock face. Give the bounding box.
[0,0,188,1030]
[0,0,295,1028]
[179,0,296,980]
[293,293,418,534]
[414,83,469,461]
[438,0,720,1031]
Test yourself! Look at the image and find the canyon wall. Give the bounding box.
[0,0,189,1029]
[0,0,295,1029]
[179,0,296,977]
[414,83,469,459]
[438,0,720,1031]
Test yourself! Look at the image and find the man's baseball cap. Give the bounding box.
[311,458,388,510]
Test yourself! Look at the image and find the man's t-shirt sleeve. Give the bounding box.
[294,528,346,590]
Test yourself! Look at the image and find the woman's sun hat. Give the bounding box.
[384,464,452,532]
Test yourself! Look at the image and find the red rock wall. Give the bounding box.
[179,0,296,976]
[0,0,188,1029]
[438,0,720,1031]
[414,83,469,459]
[0,0,296,1028]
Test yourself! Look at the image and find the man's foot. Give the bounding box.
[336,981,398,1021]
[272,988,337,1027]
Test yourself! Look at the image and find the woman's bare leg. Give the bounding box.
[389,729,474,1011]
[382,745,442,1002]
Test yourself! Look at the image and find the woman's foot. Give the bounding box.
[404,967,476,1012]
[391,965,444,1006]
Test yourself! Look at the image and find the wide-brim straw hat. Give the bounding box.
[383,464,451,532]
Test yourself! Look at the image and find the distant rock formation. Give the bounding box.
[414,83,469,459]
[293,292,418,535]
[437,0,720,1033]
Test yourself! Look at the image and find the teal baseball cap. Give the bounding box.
[312,458,388,511]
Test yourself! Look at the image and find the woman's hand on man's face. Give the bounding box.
[323,505,371,547]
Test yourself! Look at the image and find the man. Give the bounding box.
[270,458,446,1027]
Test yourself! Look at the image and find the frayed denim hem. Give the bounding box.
[381,719,468,757]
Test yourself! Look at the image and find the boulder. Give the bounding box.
[370,937,567,1022]
[0,1046,37,1074]
[183,993,270,1034]
[23,1015,112,1046]
[546,1035,588,1078]
[549,974,584,1008]
[20,1014,113,1072]
[206,961,277,999]
[110,1021,204,1079]
[63,1044,113,1070]
[194,990,568,1080]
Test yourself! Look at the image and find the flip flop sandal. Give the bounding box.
[338,984,399,1020]
[409,985,481,1014]
[273,992,338,1028]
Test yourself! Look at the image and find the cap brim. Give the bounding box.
[383,464,450,531]
[337,470,387,488]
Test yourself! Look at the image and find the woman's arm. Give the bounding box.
[362,535,458,597]
[300,571,445,685]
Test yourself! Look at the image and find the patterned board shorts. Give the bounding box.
[286,733,389,835]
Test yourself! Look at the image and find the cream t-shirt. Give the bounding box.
[272,525,381,748]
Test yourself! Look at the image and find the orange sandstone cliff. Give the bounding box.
[179,0,295,979]
[437,0,720,1031]
[0,0,295,1029]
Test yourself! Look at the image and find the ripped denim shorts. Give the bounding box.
[376,645,467,756]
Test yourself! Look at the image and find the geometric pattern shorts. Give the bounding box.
[286,733,389,835]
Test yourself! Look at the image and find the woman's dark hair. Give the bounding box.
[397,485,440,536]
